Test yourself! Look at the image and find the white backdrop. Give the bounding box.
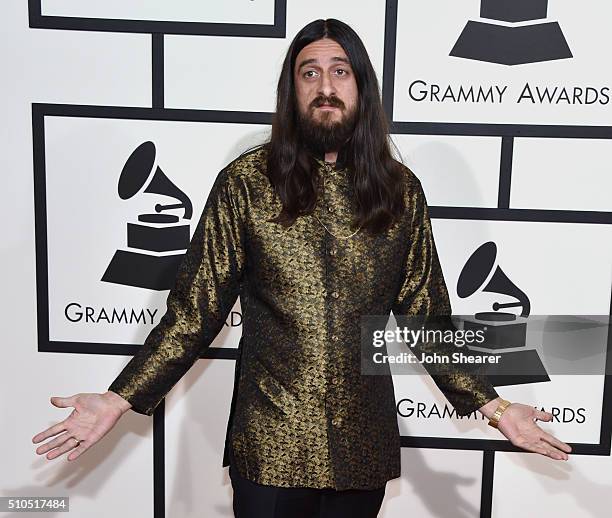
[2,1,612,517]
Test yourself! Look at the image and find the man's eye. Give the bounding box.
[302,69,349,78]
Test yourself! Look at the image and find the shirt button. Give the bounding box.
[329,248,336,256]
[331,291,339,299]
[327,206,334,213]
[331,334,339,342]
[331,417,342,426]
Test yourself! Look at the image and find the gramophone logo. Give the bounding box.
[456,241,549,386]
[450,0,573,65]
[102,141,193,291]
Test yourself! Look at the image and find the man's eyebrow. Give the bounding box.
[297,56,351,70]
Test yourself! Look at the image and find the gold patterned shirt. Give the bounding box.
[107,145,499,490]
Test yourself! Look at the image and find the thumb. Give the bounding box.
[50,395,76,408]
[534,408,553,422]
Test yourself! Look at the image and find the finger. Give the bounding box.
[539,430,572,454]
[525,441,565,460]
[67,441,87,461]
[50,395,77,408]
[45,436,81,461]
[533,439,569,460]
[32,421,67,443]
[35,431,73,455]
[534,409,553,422]
[513,435,559,458]
[534,440,568,460]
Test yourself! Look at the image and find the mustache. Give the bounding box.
[310,95,345,110]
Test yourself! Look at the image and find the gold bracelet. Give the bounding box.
[488,398,512,429]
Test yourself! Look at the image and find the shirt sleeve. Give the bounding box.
[391,175,499,417]
[107,166,247,416]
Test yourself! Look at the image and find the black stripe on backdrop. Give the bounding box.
[153,400,165,518]
[151,33,167,518]
[480,450,496,518]
[497,136,513,209]
[152,34,164,109]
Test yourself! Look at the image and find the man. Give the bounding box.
[33,18,571,518]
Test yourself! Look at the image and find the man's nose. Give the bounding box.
[317,71,337,98]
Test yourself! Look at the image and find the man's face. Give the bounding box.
[293,38,359,153]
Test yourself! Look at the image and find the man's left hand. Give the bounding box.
[490,401,572,460]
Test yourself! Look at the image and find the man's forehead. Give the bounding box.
[295,39,350,67]
[296,55,350,70]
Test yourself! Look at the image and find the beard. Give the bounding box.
[296,95,357,156]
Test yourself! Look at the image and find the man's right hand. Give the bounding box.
[32,391,132,462]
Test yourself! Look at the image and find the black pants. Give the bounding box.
[229,458,386,518]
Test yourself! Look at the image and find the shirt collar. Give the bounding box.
[311,144,349,171]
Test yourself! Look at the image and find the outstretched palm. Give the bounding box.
[497,402,572,460]
[32,392,128,461]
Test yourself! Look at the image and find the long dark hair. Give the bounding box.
[263,18,406,236]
